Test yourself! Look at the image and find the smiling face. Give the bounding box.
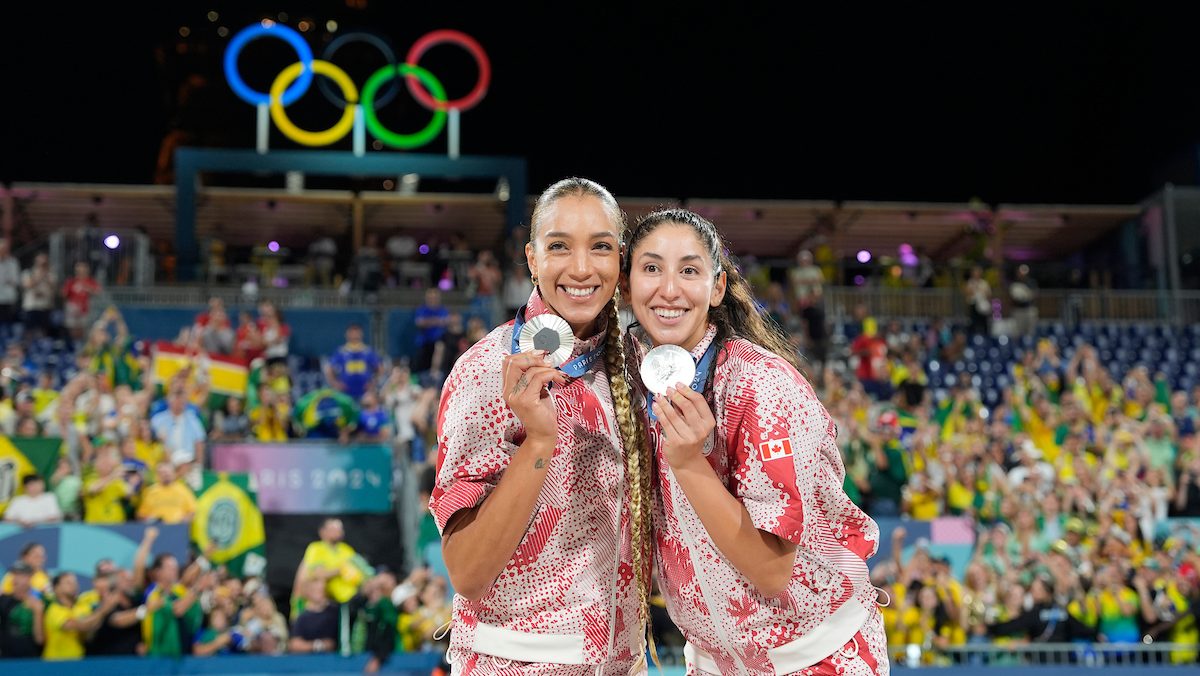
[526,194,621,338]
[628,223,726,351]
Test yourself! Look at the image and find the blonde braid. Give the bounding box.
[602,292,656,670]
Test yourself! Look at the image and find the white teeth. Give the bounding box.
[563,287,597,298]
[655,309,685,319]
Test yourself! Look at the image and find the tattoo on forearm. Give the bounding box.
[534,458,546,469]
[513,374,530,395]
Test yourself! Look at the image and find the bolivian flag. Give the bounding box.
[151,341,249,397]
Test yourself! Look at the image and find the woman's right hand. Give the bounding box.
[502,350,569,446]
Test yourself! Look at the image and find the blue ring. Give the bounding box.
[224,23,314,107]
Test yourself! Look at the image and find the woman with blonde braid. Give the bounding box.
[624,208,889,676]
[431,177,652,674]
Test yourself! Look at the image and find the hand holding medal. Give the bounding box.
[518,314,575,367]
[642,343,717,468]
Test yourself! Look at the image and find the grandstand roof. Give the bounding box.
[6,183,1138,262]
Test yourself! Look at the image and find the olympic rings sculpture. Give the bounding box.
[224,22,491,150]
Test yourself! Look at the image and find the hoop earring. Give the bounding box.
[531,274,538,285]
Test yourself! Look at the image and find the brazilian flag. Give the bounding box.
[192,471,267,578]
[0,436,64,517]
[293,387,360,439]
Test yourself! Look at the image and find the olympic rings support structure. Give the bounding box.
[224,22,490,151]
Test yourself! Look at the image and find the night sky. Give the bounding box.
[5,2,1200,205]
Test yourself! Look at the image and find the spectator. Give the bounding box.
[356,569,399,673]
[20,252,57,341]
[356,234,387,293]
[412,288,450,374]
[194,302,234,356]
[0,561,45,658]
[432,312,468,376]
[963,264,992,336]
[41,571,120,660]
[233,310,265,362]
[238,591,288,655]
[0,239,19,340]
[1,543,51,597]
[466,249,502,328]
[3,474,64,528]
[788,249,828,376]
[500,262,533,319]
[82,441,132,524]
[354,390,391,443]
[257,301,290,360]
[850,316,891,400]
[381,364,420,461]
[83,563,145,657]
[210,395,251,442]
[191,606,244,656]
[307,236,338,288]
[48,455,82,521]
[292,387,357,443]
[1008,264,1038,336]
[324,323,383,402]
[868,411,909,517]
[141,553,209,657]
[249,386,291,442]
[61,261,102,342]
[149,389,206,477]
[287,576,340,654]
[409,575,451,653]
[136,461,197,524]
[82,306,142,391]
[293,518,367,612]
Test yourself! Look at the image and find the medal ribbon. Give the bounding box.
[647,341,716,422]
[511,304,605,378]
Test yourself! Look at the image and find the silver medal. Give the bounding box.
[518,314,575,367]
[640,344,696,396]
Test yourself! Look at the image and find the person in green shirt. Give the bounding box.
[141,553,211,657]
[868,411,909,517]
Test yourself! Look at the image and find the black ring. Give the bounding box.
[318,31,403,107]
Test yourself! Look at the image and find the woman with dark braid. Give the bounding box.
[623,208,890,676]
[431,177,652,674]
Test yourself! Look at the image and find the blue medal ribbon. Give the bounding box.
[647,340,717,422]
[511,305,605,379]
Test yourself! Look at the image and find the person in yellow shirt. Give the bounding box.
[292,518,367,614]
[83,442,132,524]
[136,461,197,524]
[1,542,51,597]
[42,572,119,660]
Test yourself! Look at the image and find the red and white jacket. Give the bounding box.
[430,290,642,674]
[632,325,888,676]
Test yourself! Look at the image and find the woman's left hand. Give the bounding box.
[654,384,716,470]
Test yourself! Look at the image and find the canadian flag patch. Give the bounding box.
[758,437,793,462]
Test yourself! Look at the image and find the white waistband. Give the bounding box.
[685,598,870,674]
[472,622,587,665]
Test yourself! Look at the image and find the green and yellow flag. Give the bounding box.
[192,471,267,578]
[0,437,36,517]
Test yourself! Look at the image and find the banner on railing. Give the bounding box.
[210,443,392,514]
[0,523,190,591]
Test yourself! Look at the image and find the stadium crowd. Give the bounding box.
[0,243,1196,669]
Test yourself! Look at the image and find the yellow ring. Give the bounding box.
[269,60,359,146]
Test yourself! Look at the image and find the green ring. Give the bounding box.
[363,63,448,149]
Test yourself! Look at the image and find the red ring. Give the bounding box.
[404,29,491,112]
